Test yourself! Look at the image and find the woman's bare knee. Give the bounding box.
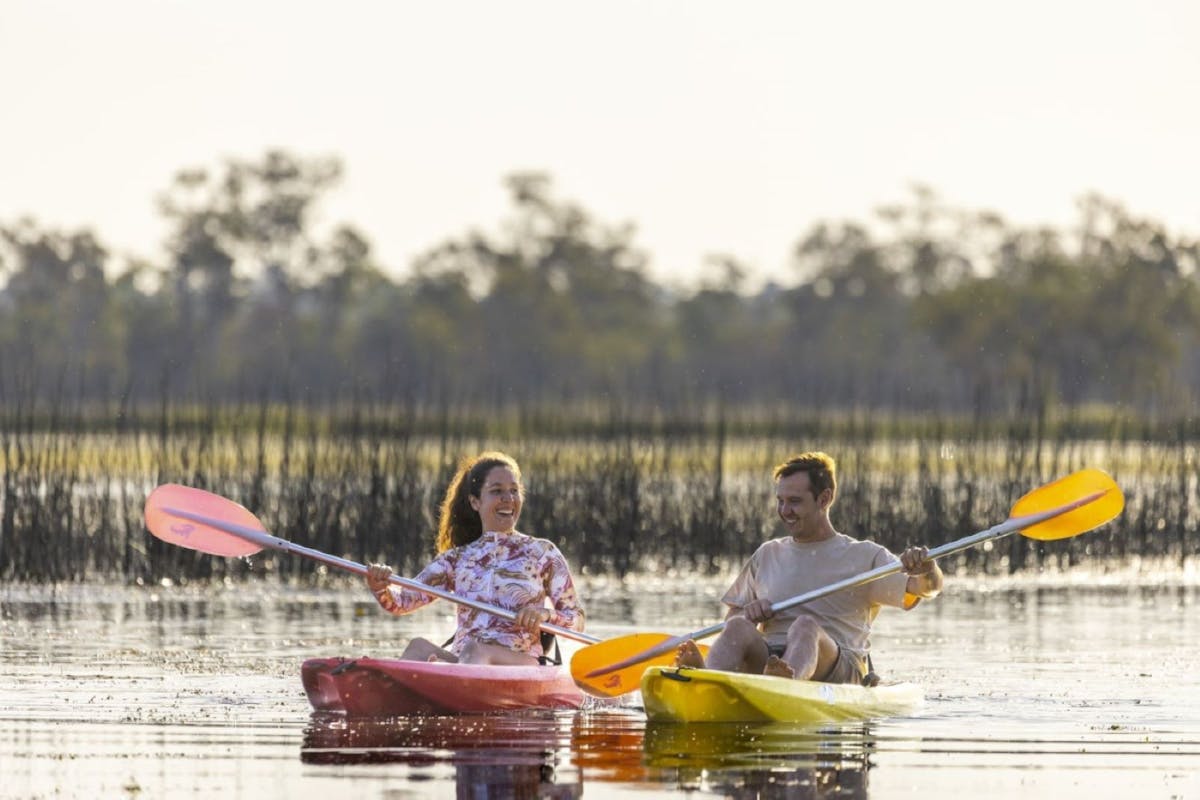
[400,638,431,659]
[401,637,454,662]
[459,639,536,666]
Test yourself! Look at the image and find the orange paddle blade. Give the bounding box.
[1012,469,1124,541]
[571,634,707,698]
[144,484,266,557]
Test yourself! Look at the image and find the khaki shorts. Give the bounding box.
[766,641,865,685]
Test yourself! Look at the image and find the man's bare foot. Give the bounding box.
[763,655,795,678]
[674,639,706,669]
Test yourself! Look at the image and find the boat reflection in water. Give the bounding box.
[301,710,585,798]
[642,720,874,799]
[302,709,876,798]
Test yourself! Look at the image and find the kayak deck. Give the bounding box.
[302,657,585,716]
[640,665,923,724]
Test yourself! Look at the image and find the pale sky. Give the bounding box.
[2,0,1198,289]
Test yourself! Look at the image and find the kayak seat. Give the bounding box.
[861,653,880,687]
[538,632,562,666]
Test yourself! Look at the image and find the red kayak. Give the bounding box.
[302,657,585,716]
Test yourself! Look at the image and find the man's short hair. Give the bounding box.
[773,451,837,501]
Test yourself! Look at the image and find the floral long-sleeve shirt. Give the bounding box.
[374,530,585,658]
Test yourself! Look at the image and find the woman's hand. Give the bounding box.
[515,604,551,633]
[366,562,393,594]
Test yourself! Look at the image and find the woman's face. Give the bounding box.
[468,465,523,533]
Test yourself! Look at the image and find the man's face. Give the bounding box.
[775,471,827,538]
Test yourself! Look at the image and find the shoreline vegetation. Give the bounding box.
[0,397,1194,584]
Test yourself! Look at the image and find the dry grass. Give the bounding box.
[0,398,1195,582]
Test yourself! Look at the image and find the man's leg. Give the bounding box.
[779,616,840,681]
[677,616,770,674]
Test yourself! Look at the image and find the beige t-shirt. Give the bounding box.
[721,533,913,660]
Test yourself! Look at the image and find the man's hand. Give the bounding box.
[741,598,775,624]
[900,546,934,575]
[900,546,944,599]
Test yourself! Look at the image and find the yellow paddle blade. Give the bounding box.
[571,634,708,698]
[1012,468,1124,541]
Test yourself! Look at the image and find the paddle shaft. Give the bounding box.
[161,505,600,646]
[589,487,1109,675]
[690,488,1108,640]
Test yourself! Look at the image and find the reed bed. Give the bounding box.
[0,397,1195,583]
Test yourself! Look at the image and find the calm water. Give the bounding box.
[2,571,1199,799]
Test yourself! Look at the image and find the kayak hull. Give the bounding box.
[302,657,585,716]
[640,666,923,724]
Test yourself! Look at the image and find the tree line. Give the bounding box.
[2,150,1198,415]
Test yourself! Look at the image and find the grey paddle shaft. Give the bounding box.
[162,505,600,645]
[680,488,1108,643]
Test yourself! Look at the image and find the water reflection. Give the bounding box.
[302,711,585,797]
[300,708,879,799]
[644,721,872,799]
[4,581,1200,799]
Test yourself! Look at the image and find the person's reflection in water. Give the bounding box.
[695,762,867,800]
[300,713,582,799]
[457,760,580,800]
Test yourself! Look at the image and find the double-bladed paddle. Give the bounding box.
[144,484,712,687]
[570,468,1124,697]
[143,483,602,645]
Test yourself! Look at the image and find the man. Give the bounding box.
[676,451,943,684]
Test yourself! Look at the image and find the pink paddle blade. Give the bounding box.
[144,484,265,557]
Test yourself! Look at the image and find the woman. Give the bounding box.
[365,451,585,665]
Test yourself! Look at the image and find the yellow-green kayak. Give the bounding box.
[640,666,924,724]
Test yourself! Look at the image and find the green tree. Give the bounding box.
[155,151,347,395]
[782,221,944,406]
[0,220,124,393]
[673,255,772,401]
[406,172,666,403]
[1075,195,1200,401]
